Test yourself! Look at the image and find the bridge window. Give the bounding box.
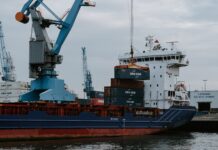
[168,91,171,96]
[145,58,149,61]
[137,58,142,62]
[155,57,163,61]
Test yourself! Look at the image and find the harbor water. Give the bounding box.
[0,131,218,150]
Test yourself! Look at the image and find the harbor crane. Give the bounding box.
[81,47,94,99]
[0,21,16,82]
[15,0,95,102]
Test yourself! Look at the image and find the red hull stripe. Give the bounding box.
[0,128,165,139]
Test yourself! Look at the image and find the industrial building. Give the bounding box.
[190,90,218,112]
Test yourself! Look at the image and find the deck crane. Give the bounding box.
[15,0,95,102]
[81,47,94,99]
[0,21,16,82]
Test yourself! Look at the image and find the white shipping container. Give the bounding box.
[0,89,28,97]
[0,86,29,103]
[0,97,21,103]
[0,81,29,90]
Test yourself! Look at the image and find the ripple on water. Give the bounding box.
[0,132,218,150]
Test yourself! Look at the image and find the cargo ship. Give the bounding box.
[0,62,196,140]
[0,40,196,139]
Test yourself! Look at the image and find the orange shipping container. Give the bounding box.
[104,86,111,97]
[111,78,144,88]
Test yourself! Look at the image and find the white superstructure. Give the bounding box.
[119,36,189,109]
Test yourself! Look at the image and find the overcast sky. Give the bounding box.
[0,0,218,97]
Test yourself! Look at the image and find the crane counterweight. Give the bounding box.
[15,12,29,24]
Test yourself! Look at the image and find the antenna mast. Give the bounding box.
[145,35,154,51]
[167,41,178,50]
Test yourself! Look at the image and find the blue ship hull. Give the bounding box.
[0,105,196,139]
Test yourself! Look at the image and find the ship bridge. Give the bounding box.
[118,36,190,110]
[119,50,189,68]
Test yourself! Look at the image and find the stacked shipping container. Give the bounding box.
[104,64,150,107]
[0,81,29,103]
[115,68,150,80]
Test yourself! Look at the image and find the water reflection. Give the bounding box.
[1,131,218,150]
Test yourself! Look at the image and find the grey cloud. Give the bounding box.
[0,0,218,96]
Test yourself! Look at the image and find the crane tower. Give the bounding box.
[82,47,94,99]
[15,0,95,102]
[0,21,16,82]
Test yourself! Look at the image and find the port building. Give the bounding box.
[190,90,218,112]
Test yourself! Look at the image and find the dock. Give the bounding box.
[179,113,218,132]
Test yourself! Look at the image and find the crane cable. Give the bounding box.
[130,0,134,63]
